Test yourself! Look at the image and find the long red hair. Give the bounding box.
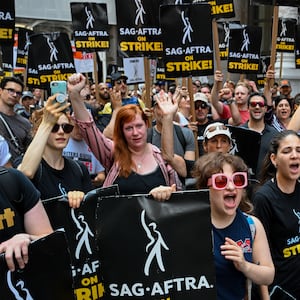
[113,104,149,177]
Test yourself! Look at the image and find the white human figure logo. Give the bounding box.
[85,6,95,30]
[293,209,300,233]
[141,210,169,276]
[71,209,94,259]
[241,29,250,52]
[7,271,34,300]
[175,0,183,4]
[58,183,67,198]
[181,11,193,45]
[280,19,287,37]
[24,32,31,52]
[224,23,230,44]
[135,0,146,25]
[47,38,58,63]
[261,59,267,74]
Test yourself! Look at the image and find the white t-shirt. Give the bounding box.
[63,138,104,175]
[0,135,11,166]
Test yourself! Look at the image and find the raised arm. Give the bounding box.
[156,90,187,178]
[18,97,69,179]
[211,70,225,115]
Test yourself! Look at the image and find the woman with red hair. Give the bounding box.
[68,74,182,201]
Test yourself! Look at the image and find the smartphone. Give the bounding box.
[50,81,67,104]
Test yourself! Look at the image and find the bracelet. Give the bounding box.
[227,98,236,105]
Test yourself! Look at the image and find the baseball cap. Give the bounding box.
[203,122,231,140]
[111,72,128,82]
[21,91,33,100]
[194,92,209,104]
[279,79,291,88]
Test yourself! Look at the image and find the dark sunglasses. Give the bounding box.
[116,79,127,85]
[249,101,265,108]
[51,123,74,134]
[207,172,248,190]
[195,102,208,109]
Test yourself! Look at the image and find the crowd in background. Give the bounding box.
[0,67,300,299]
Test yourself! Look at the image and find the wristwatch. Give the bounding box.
[227,98,236,105]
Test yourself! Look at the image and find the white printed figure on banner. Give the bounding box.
[181,11,193,45]
[280,19,287,37]
[141,210,169,276]
[47,38,58,63]
[135,0,146,25]
[71,209,94,259]
[241,29,250,52]
[85,6,95,29]
[7,271,34,300]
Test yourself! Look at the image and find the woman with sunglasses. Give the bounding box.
[193,152,274,299]
[252,130,300,298]
[18,95,93,208]
[68,73,182,201]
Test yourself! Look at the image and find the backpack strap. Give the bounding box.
[244,213,256,241]
[147,125,186,150]
[174,124,186,150]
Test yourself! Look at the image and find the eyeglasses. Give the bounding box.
[116,79,127,85]
[249,101,265,108]
[3,88,23,98]
[207,172,248,190]
[51,123,74,134]
[195,102,208,109]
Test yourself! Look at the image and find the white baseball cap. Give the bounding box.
[203,122,231,140]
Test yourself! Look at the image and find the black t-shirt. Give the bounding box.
[253,179,300,298]
[32,158,93,201]
[0,168,40,243]
[114,166,166,195]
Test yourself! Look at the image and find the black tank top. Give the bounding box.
[113,166,166,195]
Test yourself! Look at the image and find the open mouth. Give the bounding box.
[224,194,237,209]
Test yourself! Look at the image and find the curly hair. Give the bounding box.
[192,152,253,213]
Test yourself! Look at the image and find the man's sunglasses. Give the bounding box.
[51,123,74,134]
[116,79,127,85]
[195,102,208,109]
[249,101,265,108]
[207,172,248,190]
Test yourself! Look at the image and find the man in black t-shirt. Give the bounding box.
[0,168,52,271]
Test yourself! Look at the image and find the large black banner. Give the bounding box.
[296,25,300,69]
[0,1,15,44]
[15,27,33,68]
[26,32,76,89]
[227,25,262,74]
[276,18,296,53]
[160,4,214,78]
[0,230,74,300]
[251,0,300,6]
[71,3,110,51]
[96,190,217,299]
[116,0,163,57]
[43,185,119,300]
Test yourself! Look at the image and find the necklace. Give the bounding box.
[134,147,148,170]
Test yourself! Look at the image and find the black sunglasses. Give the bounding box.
[195,102,208,109]
[116,79,127,85]
[51,123,74,133]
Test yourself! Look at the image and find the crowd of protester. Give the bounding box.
[0,67,300,299]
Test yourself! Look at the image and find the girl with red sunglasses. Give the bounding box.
[193,152,274,299]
